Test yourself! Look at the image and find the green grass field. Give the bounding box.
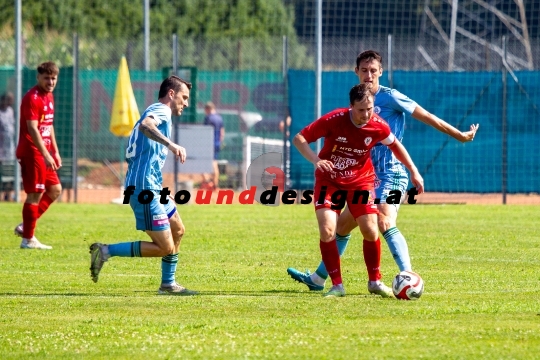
[1,202,539,359]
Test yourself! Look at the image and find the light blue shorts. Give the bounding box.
[374,166,409,210]
[129,189,177,231]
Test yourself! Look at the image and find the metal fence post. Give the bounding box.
[501,36,507,205]
[72,33,79,203]
[388,34,393,88]
[14,0,22,202]
[172,34,178,196]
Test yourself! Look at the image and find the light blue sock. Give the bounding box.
[161,253,179,285]
[108,241,142,257]
[314,233,351,279]
[382,227,411,271]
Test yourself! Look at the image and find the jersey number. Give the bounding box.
[125,124,140,159]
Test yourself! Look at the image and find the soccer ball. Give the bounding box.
[392,271,424,300]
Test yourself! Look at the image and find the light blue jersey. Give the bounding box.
[371,85,417,174]
[125,103,172,190]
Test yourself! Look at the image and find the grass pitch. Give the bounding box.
[0,202,539,359]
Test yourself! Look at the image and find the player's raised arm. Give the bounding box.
[139,116,186,163]
[411,105,479,143]
[292,133,333,173]
[383,136,424,194]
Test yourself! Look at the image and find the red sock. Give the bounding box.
[37,193,54,218]
[22,203,39,239]
[320,239,342,286]
[363,238,382,281]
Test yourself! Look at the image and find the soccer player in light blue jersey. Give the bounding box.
[288,50,479,294]
[89,75,197,295]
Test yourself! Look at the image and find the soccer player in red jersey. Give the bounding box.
[293,84,424,297]
[13,62,62,249]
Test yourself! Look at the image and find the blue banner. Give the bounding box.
[288,70,540,193]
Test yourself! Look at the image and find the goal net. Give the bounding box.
[243,136,287,190]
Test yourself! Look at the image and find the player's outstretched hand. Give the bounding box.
[315,159,334,173]
[168,143,187,163]
[460,123,479,142]
[410,171,424,194]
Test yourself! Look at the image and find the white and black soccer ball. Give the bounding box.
[392,271,424,300]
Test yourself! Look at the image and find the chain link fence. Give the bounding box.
[1,33,305,202]
[1,0,539,202]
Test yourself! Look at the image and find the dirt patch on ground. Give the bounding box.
[79,161,205,190]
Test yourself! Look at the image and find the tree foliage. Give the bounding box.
[0,0,296,39]
[0,0,312,70]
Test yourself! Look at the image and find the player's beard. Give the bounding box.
[172,103,183,116]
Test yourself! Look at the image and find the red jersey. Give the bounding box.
[16,85,55,158]
[300,108,393,188]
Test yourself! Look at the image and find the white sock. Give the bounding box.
[102,245,111,260]
[310,272,326,286]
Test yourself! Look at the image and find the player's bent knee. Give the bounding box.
[177,224,185,237]
[319,227,335,242]
[336,220,356,236]
[360,226,378,241]
[320,236,335,242]
[363,234,379,241]
[170,220,185,240]
[158,243,175,256]
[377,217,393,233]
[48,185,62,200]
[172,228,184,241]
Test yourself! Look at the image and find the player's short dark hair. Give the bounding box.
[356,50,383,68]
[349,83,374,105]
[158,75,192,98]
[37,61,59,75]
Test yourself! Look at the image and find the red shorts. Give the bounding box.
[18,156,60,193]
[313,179,378,219]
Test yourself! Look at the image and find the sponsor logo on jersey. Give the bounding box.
[336,136,347,143]
[330,154,358,170]
[337,150,353,156]
[40,125,51,137]
[152,213,169,226]
[338,170,355,179]
[338,146,369,156]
